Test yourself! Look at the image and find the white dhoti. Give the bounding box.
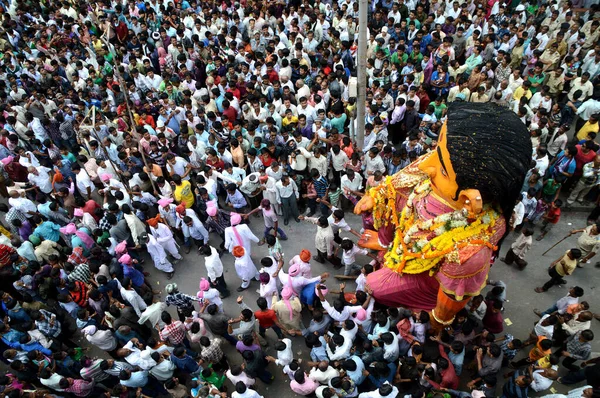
[234,252,260,287]
[152,224,181,259]
[147,235,174,273]
[260,280,278,308]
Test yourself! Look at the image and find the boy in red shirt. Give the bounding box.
[253,296,287,339]
[537,199,562,241]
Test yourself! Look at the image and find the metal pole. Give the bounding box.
[355,0,368,150]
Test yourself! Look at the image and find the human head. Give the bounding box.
[418,103,531,223]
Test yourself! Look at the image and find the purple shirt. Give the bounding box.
[236,341,260,353]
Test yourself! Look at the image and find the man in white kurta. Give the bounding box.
[150,222,182,260]
[146,234,174,276]
[224,213,259,255]
[158,201,178,228]
[261,175,281,215]
[233,246,260,291]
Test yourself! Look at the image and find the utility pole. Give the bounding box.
[355,0,368,150]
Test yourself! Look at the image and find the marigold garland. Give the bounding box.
[367,176,499,276]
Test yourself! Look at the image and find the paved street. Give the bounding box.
[83,208,600,397]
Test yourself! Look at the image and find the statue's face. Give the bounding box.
[418,122,458,202]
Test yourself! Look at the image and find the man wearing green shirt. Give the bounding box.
[331,109,347,132]
[528,63,546,94]
[432,98,447,120]
[465,46,483,74]
[391,48,408,66]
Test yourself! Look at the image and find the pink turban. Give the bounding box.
[197,278,210,298]
[281,286,293,300]
[288,263,301,277]
[206,205,217,217]
[355,308,367,321]
[119,254,132,265]
[281,287,294,320]
[115,240,128,255]
[230,212,241,226]
[100,173,112,182]
[73,208,84,217]
[158,198,173,207]
[1,156,13,166]
[199,278,210,291]
[59,223,77,235]
[316,284,328,297]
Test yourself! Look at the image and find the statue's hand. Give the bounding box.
[354,195,374,215]
[357,231,387,251]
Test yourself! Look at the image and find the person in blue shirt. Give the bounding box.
[120,255,146,289]
[170,346,203,376]
[342,356,367,386]
[0,321,26,348]
[53,158,76,181]
[366,361,397,388]
[33,220,62,242]
[18,335,52,356]
[119,369,149,388]
[549,146,578,182]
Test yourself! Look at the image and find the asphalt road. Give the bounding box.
[78,208,599,397]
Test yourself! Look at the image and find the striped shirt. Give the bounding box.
[103,361,134,377]
[313,176,329,198]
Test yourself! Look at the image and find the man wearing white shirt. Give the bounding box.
[536,27,550,50]
[445,2,461,19]
[381,332,401,362]
[27,166,53,194]
[326,333,353,361]
[166,155,192,181]
[533,147,550,176]
[145,70,163,92]
[533,314,556,339]
[531,367,559,393]
[222,163,246,184]
[275,338,294,366]
[319,293,363,322]
[297,97,316,125]
[358,384,399,398]
[232,382,263,398]
[341,170,363,208]
[310,362,340,385]
[226,365,256,387]
[568,74,595,102]
[72,164,95,199]
[120,278,147,317]
[540,385,592,398]
[364,148,386,175]
[8,191,37,217]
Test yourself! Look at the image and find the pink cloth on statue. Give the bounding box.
[369,188,506,307]
[366,267,440,309]
[436,216,506,300]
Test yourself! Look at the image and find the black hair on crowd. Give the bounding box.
[445,102,531,228]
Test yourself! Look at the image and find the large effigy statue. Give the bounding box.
[355,103,531,328]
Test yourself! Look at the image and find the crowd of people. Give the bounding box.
[0,0,599,396]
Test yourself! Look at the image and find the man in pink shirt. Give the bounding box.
[290,370,319,396]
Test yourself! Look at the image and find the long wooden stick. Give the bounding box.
[94,14,158,194]
[541,234,572,256]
